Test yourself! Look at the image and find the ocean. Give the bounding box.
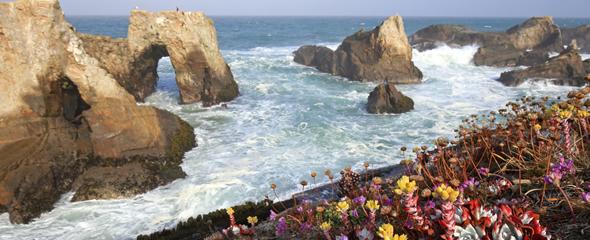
[1,16,590,240]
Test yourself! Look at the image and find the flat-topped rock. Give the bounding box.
[367,83,414,114]
[294,16,423,84]
[80,10,239,106]
[0,0,195,223]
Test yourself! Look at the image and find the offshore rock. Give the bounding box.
[294,16,423,84]
[367,83,414,114]
[0,0,195,223]
[80,10,239,105]
[562,25,590,53]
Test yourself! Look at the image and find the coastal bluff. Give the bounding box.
[293,16,423,84]
[80,10,239,105]
[0,0,200,224]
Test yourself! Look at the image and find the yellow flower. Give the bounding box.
[377,223,394,240]
[320,222,332,231]
[577,110,590,118]
[373,177,383,185]
[247,216,258,226]
[336,201,350,212]
[366,200,380,212]
[559,110,572,119]
[393,234,408,240]
[226,207,234,216]
[394,176,417,195]
[432,184,460,202]
[533,124,542,131]
[551,104,560,112]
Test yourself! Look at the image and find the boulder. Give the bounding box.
[367,83,414,114]
[294,16,423,84]
[80,10,239,106]
[410,17,563,67]
[498,45,587,86]
[585,59,590,73]
[0,0,196,223]
[561,25,590,53]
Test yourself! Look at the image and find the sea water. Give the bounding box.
[1,16,590,240]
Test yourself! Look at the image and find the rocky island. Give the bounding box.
[0,0,236,224]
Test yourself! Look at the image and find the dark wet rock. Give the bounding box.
[562,25,590,53]
[410,24,508,51]
[294,16,423,84]
[473,45,549,67]
[498,46,587,86]
[0,0,196,223]
[367,83,414,114]
[584,59,590,73]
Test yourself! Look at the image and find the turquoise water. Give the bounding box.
[1,16,589,240]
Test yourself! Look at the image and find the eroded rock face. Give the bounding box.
[367,83,414,114]
[294,16,423,84]
[0,0,195,223]
[498,46,587,86]
[410,17,563,67]
[80,10,239,106]
[561,25,590,53]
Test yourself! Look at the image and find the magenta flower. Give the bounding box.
[582,192,590,203]
[275,217,287,236]
[353,196,366,205]
[478,167,490,176]
[269,210,277,221]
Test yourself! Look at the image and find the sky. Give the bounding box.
[53,0,590,18]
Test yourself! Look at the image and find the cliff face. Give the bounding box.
[0,0,195,223]
[81,11,239,106]
[293,16,423,84]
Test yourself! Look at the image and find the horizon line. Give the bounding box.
[64,14,590,20]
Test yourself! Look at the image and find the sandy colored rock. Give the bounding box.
[0,0,195,223]
[294,16,422,84]
[367,83,414,114]
[80,10,239,106]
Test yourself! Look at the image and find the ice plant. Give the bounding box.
[433,184,459,240]
[377,223,394,240]
[366,200,380,227]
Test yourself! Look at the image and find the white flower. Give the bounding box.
[454,224,483,240]
[356,227,374,240]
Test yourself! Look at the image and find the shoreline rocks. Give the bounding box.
[562,25,590,53]
[0,0,196,223]
[294,16,423,84]
[367,83,414,114]
[80,10,239,106]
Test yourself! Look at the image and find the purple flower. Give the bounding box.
[546,156,575,184]
[275,217,287,236]
[424,200,435,210]
[336,234,349,240]
[478,167,490,176]
[350,209,359,218]
[383,197,393,206]
[299,222,312,232]
[269,210,277,221]
[543,176,554,185]
[297,206,304,213]
[460,177,479,191]
[353,196,366,205]
[582,192,590,203]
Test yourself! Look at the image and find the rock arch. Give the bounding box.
[81,10,239,106]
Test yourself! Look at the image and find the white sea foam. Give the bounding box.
[0,44,578,240]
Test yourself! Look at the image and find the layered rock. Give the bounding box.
[410,17,563,67]
[562,25,590,53]
[80,10,239,106]
[294,16,423,84]
[367,83,414,114]
[0,0,196,223]
[498,44,587,86]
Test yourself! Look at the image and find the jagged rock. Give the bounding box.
[367,83,414,114]
[294,16,423,84]
[80,10,239,106]
[0,0,196,223]
[411,17,563,67]
[498,46,587,86]
[584,59,590,73]
[561,25,590,53]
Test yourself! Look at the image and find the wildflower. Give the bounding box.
[373,177,383,185]
[275,217,287,236]
[336,234,349,240]
[353,196,366,205]
[247,216,258,226]
[433,184,460,202]
[578,110,590,118]
[311,171,317,178]
[269,210,277,221]
[337,201,350,212]
[392,234,408,240]
[478,167,490,176]
[559,110,572,119]
[366,200,380,212]
[299,222,312,232]
[394,176,417,195]
[376,223,394,240]
[320,221,332,231]
[316,206,325,213]
[226,207,234,216]
[350,209,360,218]
[582,192,590,203]
[459,177,479,191]
[545,156,575,185]
[533,124,542,131]
[270,183,277,190]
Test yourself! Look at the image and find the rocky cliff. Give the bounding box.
[0,0,196,223]
[293,16,423,84]
[80,10,239,106]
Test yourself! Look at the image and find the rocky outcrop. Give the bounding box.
[0,0,196,224]
[294,16,423,84]
[410,17,563,67]
[562,25,590,53]
[584,59,590,73]
[367,83,414,114]
[498,44,587,86]
[80,10,239,106]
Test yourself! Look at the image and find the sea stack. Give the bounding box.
[367,83,414,114]
[293,16,423,84]
[0,0,197,223]
[80,10,239,105]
